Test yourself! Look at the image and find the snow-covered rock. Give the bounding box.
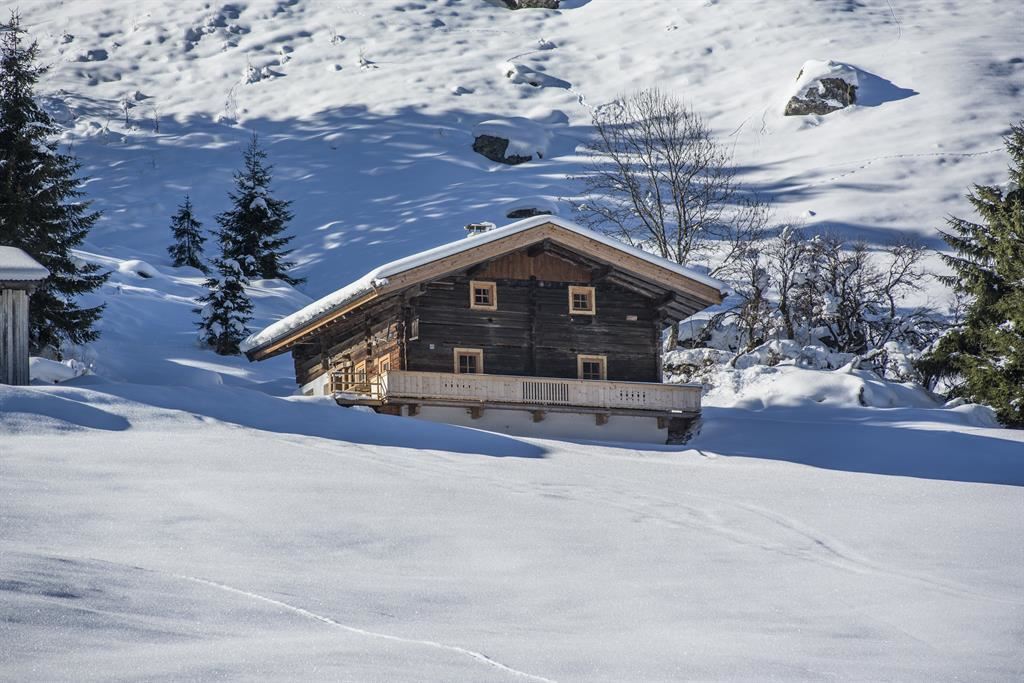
[784,59,859,116]
[501,0,560,9]
[471,117,552,164]
[696,363,940,411]
[499,61,570,89]
[117,259,161,279]
[29,357,89,384]
[472,134,532,165]
[74,48,108,62]
[505,206,554,219]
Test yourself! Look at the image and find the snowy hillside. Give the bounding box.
[14,0,1023,383]
[4,1,1024,679]
[7,0,1019,385]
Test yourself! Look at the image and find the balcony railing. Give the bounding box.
[334,370,701,414]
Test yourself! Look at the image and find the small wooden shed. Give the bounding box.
[0,247,49,385]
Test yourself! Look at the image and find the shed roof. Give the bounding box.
[0,247,50,282]
[242,215,727,360]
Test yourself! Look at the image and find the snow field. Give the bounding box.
[2,380,1023,680]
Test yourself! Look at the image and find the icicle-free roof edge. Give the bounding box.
[241,215,726,357]
[0,247,50,282]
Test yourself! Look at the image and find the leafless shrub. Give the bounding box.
[804,235,933,355]
[694,228,940,379]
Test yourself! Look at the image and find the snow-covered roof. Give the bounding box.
[242,215,726,357]
[0,247,50,282]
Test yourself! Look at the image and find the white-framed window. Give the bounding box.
[454,347,484,374]
[469,281,497,311]
[568,285,596,315]
[577,354,607,381]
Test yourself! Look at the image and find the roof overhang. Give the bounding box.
[245,219,725,361]
[0,247,50,286]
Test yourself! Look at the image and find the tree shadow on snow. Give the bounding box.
[73,104,590,301]
[696,407,1024,486]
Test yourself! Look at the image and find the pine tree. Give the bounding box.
[0,13,107,354]
[216,133,304,285]
[195,257,253,355]
[167,195,207,272]
[918,122,1024,427]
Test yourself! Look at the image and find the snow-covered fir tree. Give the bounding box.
[195,256,254,355]
[167,195,208,272]
[0,13,107,354]
[216,133,303,285]
[919,122,1024,427]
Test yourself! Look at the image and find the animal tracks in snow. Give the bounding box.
[420,444,1020,608]
[802,148,1004,188]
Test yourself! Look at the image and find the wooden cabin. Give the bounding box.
[0,247,49,386]
[243,217,725,442]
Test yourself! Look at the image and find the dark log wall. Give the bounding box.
[406,276,661,382]
[293,248,666,388]
[292,300,404,389]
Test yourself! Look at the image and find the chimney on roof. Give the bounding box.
[464,221,496,237]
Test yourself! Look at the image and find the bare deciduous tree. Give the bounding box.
[571,89,768,347]
[805,236,933,355]
[711,243,774,358]
[764,223,810,340]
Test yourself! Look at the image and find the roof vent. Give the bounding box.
[464,221,496,237]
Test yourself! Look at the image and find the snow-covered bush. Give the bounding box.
[684,227,941,384]
[117,259,162,279]
[29,357,90,384]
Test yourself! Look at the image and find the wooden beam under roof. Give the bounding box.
[526,239,552,257]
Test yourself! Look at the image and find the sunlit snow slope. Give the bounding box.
[16,0,1023,383]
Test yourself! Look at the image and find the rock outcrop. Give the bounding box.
[472,135,532,165]
[501,0,559,9]
[784,60,859,116]
[506,207,553,219]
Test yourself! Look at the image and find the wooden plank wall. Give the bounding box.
[292,247,667,388]
[406,277,660,382]
[474,251,592,282]
[292,301,404,388]
[0,288,31,385]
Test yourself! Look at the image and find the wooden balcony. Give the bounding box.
[332,369,701,419]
